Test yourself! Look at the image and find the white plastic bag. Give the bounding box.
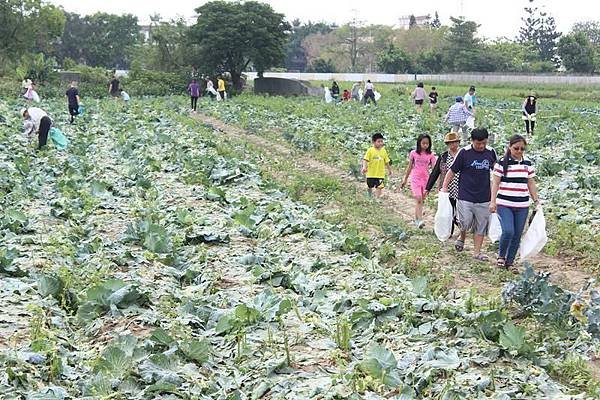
[434,192,453,242]
[324,88,333,103]
[488,213,502,243]
[519,206,548,261]
[466,115,475,129]
[31,90,40,103]
[374,91,382,101]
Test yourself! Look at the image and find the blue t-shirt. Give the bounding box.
[450,145,498,203]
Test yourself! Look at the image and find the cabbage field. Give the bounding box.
[1,90,600,399]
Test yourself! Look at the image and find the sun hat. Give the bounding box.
[455,96,463,102]
[444,132,460,143]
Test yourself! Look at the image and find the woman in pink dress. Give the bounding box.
[401,134,437,228]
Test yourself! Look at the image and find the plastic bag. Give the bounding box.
[434,192,453,242]
[49,127,68,150]
[324,88,333,103]
[466,115,475,129]
[519,206,547,261]
[31,90,40,103]
[374,91,382,101]
[488,213,502,243]
[78,105,85,115]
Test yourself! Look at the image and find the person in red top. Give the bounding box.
[342,89,351,101]
[490,134,540,272]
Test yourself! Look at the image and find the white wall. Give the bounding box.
[246,72,600,86]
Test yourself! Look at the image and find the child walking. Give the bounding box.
[361,133,393,198]
[401,134,436,228]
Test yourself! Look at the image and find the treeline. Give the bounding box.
[288,9,600,74]
[1,0,599,94]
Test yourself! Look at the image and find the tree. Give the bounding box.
[344,17,362,72]
[442,17,481,71]
[409,15,417,29]
[190,1,290,89]
[518,5,561,63]
[56,12,141,68]
[557,32,596,73]
[377,44,412,73]
[431,12,441,29]
[308,58,336,73]
[572,21,600,46]
[142,17,192,71]
[284,20,334,71]
[0,0,65,63]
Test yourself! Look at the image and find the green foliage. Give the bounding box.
[56,12,141,68]
[558,32,596,73]
[498,322,533,356]
[308,58,337,73]
[190,1,291,87]
[518,6,561,63]
[377,45,413,74]
[358,344,402,387]
[15,53,57,83]
[285,20,334,71]
[0,247,24,277]
[76,279,150,322]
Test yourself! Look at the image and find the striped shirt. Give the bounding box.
[493,157,535,208]
[446,103,473,125]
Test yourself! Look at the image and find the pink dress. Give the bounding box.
[409,150,436,198]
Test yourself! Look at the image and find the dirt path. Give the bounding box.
[194,113,592,293]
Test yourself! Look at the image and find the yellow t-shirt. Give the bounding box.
[218,79,225,91]
[364,146,390,178]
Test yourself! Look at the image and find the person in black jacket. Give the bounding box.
[425,132,461,236]
[331,81,340,102]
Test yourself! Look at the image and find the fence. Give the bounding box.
[245,72,600,86]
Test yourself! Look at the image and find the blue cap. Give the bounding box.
[455,96,463,102]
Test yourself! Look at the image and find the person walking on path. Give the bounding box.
[363,80,376,105]
[65,81,80,124]
[206,78,217,98]
[445,97,473,143]
[331,81,340,102]
[188,79,200,112]
[429,86,439,112]
[463,85,477,130]
[411,82,427,112]
[361,133,393,198]
[425,132,461,236]
[351,82,361,101]
[109,74,120,99]
[490,134,540,272]
[442,128,498,262]
[522,92,537,135]
[21,107,52,150]
[217,76,226,101]
[401,133,436,228]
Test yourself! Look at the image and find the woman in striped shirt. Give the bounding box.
[490,135,540,272]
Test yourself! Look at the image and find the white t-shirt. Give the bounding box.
[464,92,474,109]
[365,82,374,90]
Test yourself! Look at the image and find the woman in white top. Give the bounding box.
[411,82,426,112]
[363,80,376,105]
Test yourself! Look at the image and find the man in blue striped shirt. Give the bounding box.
[445,96,474,143]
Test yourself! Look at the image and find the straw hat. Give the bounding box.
[444,132,460,143]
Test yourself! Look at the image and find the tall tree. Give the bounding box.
[431,12,442,29]
[518,5,561,62]
[0,0,65,63]
[344,17,362,72]
[56,12,141,68]
[572,21,600,45]
[557,32,596,73]
[190,1,290,89]
[443,17,481,71]
[284,20,333,71]
[409,15,417,29]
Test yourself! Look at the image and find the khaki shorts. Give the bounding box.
[457,200,491,235]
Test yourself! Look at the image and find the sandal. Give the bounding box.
[505,262,519,274]
[454,239,464,252]
[496,257,506,268]
[473,254,489,262]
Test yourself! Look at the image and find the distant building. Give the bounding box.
[397,15,431,30]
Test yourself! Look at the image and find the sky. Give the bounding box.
[48,0,597,39]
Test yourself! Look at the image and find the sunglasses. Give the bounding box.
[512,146,526,151]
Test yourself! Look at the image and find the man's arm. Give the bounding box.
[441,169,455,192]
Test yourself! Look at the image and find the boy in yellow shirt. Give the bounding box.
[361,133,393,198]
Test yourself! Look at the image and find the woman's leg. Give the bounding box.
[38,117,51,149]
[497,206,515,260]
[506,207,529,264]
[530,121,535,135]
[524,120,530,134]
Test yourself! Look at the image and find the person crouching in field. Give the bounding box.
[361,133,393,198]
[22,107,52,150]
[401,134,437,228]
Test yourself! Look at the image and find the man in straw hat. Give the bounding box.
[425,132,461,236]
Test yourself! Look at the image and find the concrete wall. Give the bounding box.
[246,72,600,86]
